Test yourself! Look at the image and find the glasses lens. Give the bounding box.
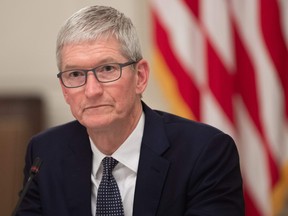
[61,70,86,87]
[95,63,121,82]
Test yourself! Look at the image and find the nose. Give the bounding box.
[84,72,104,98]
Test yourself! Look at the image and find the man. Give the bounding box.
[16,5,244,216]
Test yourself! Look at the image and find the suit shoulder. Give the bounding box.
[31,120,86,143]
[154,110,224,135]
[154,110,238,161]
[153,110,237,152]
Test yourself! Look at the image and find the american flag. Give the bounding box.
[150,0,288,215]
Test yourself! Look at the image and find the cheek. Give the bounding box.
[62,90,83,112]
[112,83,136,108]
[61,85,70,104]
[123,84,139,106]
[122,79,137,97]
[68,97,84,120]
[62,90,73,105]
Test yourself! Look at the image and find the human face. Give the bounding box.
[59,37,149,131]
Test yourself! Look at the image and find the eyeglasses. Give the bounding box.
[57,61,137,88]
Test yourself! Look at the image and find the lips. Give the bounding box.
[85,105,104,109]
[84,104,112,111]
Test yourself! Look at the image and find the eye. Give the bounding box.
[99,64,118,73]
[68,71,85,78]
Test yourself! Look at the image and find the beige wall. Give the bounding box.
[0,0,170,128]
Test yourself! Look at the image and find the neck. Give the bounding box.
[87,103,143,155]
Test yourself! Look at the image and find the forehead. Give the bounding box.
[60,37,125,70]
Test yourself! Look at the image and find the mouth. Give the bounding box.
[84,104,111,111]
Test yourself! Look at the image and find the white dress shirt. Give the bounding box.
[90,113,144,216]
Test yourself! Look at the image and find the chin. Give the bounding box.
[80,116,113,130]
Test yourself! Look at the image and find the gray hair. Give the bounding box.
[56,5,143,70]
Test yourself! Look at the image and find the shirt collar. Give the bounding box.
[90,112,145,176]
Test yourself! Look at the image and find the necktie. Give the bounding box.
[96,157,124,216]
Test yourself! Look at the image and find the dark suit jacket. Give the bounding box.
[17,103,244,216]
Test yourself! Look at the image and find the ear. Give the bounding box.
[135,59,149,95]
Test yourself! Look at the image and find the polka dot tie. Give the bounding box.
[96,157,124,216]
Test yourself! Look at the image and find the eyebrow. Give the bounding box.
[63,57,120,71]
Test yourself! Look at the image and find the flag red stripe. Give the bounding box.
[260,0,288,118]
[244,189,262,216]
[184,0,235,123]
[233,22,279,186]
[183,0,200,19]
[206,41,235,123]
[153,11,201,119]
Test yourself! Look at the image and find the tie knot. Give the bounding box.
[102,157,118,175]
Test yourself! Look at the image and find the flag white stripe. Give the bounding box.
[236,98,272,216]
[278,0,288,164]
[202,88,236,138]
[279,0,288,46]
[201,0,235,72]
[231,0,283,162]
[151,0,206,87]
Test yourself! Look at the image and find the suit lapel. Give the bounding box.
[133,103,170,216]
[62,122,92,215]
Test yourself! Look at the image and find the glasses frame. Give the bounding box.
[57,61,137,88]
